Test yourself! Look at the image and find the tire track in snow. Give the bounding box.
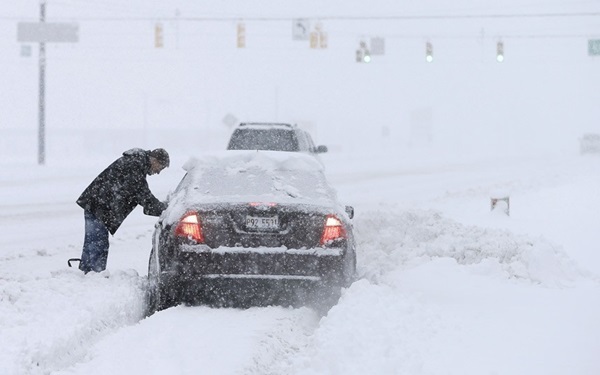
[51,306,320,375]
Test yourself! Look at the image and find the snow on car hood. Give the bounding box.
[163,151,341,225]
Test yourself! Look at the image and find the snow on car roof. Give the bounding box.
[181,150,323,173]
[164,151,338,224]
[237,123,295,130]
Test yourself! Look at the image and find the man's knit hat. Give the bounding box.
[149,148,170,167]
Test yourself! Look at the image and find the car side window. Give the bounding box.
[289,131,301,151]
[305,132,317,152]
[296,130,313,152]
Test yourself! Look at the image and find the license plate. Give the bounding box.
[246,215,279,231]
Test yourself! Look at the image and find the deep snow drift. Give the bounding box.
[1,151,599,375]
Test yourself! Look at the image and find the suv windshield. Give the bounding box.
[227,128,299,151]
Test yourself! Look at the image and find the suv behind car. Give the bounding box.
[580,133,600,154]
[227,123,328,155]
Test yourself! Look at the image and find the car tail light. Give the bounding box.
[174,212,204,243]
[320,215,346,246]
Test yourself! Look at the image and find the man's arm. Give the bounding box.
[137,179,167,216]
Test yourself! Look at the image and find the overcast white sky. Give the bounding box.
[1,1,599,164]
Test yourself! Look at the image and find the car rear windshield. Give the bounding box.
[227,128,299,152]
[181,167,332,204]
[163,152,337,224]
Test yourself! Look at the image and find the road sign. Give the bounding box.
[292,19,310,41]
[17,22,79,43]
[588,39,600,56]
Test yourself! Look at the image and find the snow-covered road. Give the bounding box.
[1,152,599,375]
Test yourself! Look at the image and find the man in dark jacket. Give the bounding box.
[76,148,170,273]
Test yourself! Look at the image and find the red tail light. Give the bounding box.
[320,215,346,246]
[174,212,204,243]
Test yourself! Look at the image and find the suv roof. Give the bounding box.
[237,122,296,129]
[226,122,328,155]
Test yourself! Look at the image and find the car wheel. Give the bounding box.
[146,247,180,315]
[342,249,357,287]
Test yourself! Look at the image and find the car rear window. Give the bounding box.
[227,128,299,151]
[163,151,338,224]
[189,167,330,201]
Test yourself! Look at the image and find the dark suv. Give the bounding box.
[227,123,328,155]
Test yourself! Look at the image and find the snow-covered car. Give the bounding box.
[579,133,600,154]
[226,122,328,155]
[147,151,355,313]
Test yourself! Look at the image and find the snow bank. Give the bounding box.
[355,208,583,286]
[276,207,595,375]
[283,279,445,375]
[0,269,146,375]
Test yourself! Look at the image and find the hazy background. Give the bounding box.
[1,1,599,163]
[1,3,600,373]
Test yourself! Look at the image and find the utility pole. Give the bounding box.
[18,2,78,165]
[38,0,46,165]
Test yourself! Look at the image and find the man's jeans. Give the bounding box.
[79,210,109,273]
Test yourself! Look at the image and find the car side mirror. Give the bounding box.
[315,145,328,154]
[345,205,354,219]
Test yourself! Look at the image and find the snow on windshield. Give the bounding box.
[164,151,338,224]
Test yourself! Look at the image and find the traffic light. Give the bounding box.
[309,23,327,49]
[356,41,370,63]
[237,22,245,48]
[319,31,328,49]
[310,30,319,49]
[496,41,504,62]
[356,49,363,62]
[154,23,163,48]
[426,42,433,63]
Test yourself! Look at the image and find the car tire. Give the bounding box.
[146,247,180,315]
[340,249,357,288]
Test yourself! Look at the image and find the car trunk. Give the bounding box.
[197,203,326,249]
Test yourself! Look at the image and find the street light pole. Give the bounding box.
[38,0,46,165]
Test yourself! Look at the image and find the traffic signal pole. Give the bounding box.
[17,1,78,165]
[38,0,46,165]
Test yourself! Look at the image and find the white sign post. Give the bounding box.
[16,2,79,165]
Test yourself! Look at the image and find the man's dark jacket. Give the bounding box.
[76,148,166,235]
